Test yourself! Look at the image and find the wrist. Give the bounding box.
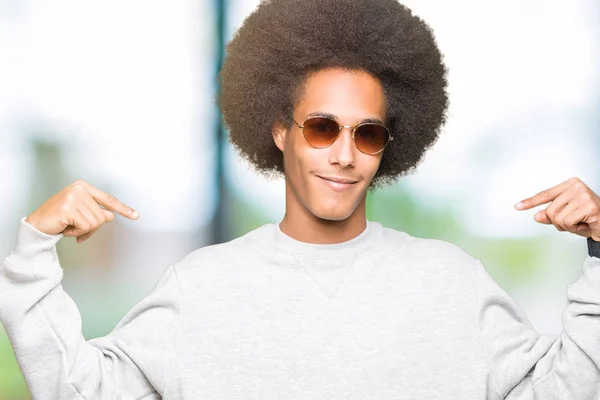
[24,214,46,234]
[587,237,600,259]
[24,214,38,229]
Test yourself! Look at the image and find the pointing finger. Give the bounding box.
[515,177,580,210]
[77,181,139,219]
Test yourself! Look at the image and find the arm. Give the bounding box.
[475,254,600,399]
[0,217,183,399]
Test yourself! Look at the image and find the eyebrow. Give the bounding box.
[305,111,385,126]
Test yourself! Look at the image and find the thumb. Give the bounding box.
[103,209,115,222]
[534,210,552,224]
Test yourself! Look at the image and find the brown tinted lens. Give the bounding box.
[302,117,340,148]
[354,124,390,154]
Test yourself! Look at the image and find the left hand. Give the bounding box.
[514,177,600,242]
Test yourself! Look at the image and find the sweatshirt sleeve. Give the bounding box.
[474,254,600,399]
[0,217,183,399]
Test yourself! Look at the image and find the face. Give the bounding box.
[273,68,387,222]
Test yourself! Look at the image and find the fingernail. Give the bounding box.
[515,202,524,209]
[132,210,139,218]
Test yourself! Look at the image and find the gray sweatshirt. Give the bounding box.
[0,216,599,399]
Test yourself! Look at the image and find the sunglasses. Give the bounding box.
[292,116,393,155]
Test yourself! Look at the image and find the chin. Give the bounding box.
[311,204,356,222]
[316,214,350,222]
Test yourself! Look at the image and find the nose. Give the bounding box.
[328,126,356,168]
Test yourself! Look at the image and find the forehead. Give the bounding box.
[296,68,386,123]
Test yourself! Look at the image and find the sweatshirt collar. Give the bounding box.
[266,219,383,258]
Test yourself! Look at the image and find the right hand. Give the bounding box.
[25,180,139,243]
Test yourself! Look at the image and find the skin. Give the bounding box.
[272,67,387,244]
[515,177,600,242]
[23,78,600,248]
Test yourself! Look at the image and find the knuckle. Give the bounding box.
[69,185,86,198]
[71,180,85,189]
[582,192,594,203]
[65,191,78,203]
[80,220,91,231]
[572,181,587,191]
[59,202,73,214]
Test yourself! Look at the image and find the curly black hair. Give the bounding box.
[218,0,449,190]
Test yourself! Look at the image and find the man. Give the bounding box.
[1,0,600,398]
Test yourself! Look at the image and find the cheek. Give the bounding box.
[366,157,382,179]
[296,150,320,191]
[283,137,315,191]
[286,138,305,171]
[355,153,382,182]
[285,137,382,207]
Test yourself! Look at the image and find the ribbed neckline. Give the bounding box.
[265,219,383,258]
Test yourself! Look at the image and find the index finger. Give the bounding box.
[78,181,139,219]
[515,177,578,210]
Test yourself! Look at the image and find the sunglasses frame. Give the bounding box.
[292,116,393,155]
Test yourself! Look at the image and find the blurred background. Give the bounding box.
[1,0,599,397]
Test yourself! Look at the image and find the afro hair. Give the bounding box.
[218,0,449,190]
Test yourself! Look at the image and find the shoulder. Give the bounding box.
[381,224,478,273]
[170,223,273,278]
[377,225,481,296]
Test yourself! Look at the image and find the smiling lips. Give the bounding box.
[317,175,358,191]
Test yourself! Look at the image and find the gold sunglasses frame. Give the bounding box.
[292,116,393,155]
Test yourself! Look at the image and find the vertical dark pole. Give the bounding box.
[211,0,228,245]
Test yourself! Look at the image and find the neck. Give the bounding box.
[279,184,368,245]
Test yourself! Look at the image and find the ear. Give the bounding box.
[272,118,287,153]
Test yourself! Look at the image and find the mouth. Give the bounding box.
[316,175,358,192]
